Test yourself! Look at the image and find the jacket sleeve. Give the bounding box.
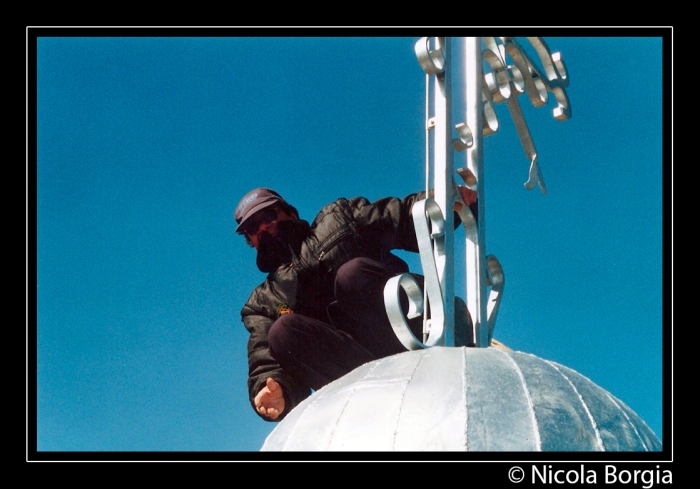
[347,191,427,253]
[348,191,473,251]
[242,291,312,421]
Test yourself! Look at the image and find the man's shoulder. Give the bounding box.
[316,196,354,213]
[318,193,420,214]
[313,196,369,223]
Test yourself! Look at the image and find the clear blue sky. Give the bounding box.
[32,31,667,456]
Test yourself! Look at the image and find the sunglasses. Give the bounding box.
[241,207,279,236]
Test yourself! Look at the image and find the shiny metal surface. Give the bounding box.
[385,198,447,349]
[430,37,456,347]
[462,37,490,347]
[480,36,571,194]
[261,348,662,452]
[398,38,456,347]
[414,36,445,76]
[386,37,572,349]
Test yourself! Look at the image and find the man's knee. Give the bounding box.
[336,257,373,284]
[335,257,390,299]
[268,314,300,356]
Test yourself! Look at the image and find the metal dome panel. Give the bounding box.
[261,347,661,452]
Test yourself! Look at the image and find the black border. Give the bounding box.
[27,26,673,464]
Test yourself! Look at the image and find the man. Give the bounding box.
[236,186,477,421]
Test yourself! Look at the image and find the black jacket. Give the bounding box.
[241,192,426,420]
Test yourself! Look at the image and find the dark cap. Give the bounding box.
[235,187,286,233]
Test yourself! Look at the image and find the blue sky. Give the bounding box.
[32,30,668,456]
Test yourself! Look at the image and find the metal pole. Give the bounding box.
[434,37,455,347]
[392,36,570,351]
[463,37,489,347]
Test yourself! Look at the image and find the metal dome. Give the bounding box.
[261,347,661,451]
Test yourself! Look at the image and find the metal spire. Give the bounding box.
[385,36,572,349]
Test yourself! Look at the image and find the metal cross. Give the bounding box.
[385,37,571,349]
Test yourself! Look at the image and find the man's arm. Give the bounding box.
[348,186,478,252]
[347,192,426,253]
[242,299,311,421]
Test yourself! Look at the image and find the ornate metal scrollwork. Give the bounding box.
[456,37,572,194]
[384,198,447,350]
[387,37,569,350]
[414,37,445,76]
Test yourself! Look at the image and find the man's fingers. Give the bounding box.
[456,186,477,206]
[255,378,285,419]
[258,405,278,420]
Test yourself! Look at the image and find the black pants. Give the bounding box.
[267,257,420,391]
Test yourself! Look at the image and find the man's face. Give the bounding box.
[242,206,298,250]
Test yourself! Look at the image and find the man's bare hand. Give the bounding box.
[254,378,285,420]
[455,186,477,210]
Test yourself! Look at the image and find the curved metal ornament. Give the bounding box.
[455,192,478,244]
[384,198,446,350]
[414,37,445,76]
[454,196,505,344]
[396,37,570,349]
[479,37,572,194]
[485,254,505,342]
[384,274,426,350]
